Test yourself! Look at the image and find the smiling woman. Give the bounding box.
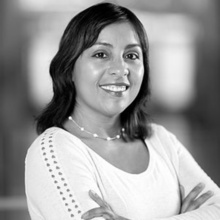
[25,2,220,220]
[72,22,144,120]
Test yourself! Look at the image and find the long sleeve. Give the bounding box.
[25,128,104,220]
[25,126,220,220]
[155,125,220,220]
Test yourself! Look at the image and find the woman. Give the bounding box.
[25,2,220,220]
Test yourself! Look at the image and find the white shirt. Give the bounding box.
[25,124,220,220]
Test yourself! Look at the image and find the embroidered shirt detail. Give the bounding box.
[40,129,82,219]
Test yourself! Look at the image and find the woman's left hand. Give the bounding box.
[81,190,129,220]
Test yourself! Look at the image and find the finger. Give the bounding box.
[82,208,114,220]
[181,183,205,213]
[102,214,113,220]
[89,190,109,208]
[82,207,106,220]
[186,190,214,212]
[180,184,185,199]
[184,183,205,201]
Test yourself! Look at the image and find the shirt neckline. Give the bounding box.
[49,127,154,177]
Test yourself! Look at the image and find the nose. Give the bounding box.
[108,59,129,77]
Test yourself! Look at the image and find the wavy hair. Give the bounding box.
[36,2,152,139]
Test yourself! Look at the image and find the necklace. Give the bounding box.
[68,116,125,141]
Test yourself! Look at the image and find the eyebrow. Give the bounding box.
[126,44,142,49]
[93,42,142,50]
[94,42,113,48]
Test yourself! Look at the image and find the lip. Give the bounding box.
[99,82,130,98]
[99,83,130,93]
[99,82,130,88]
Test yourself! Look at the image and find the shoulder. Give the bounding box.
[26,127,90,169]
[26,127,63,161]
[147,123,182,162]
[27,127,85,153]
[149,123,175,142]
[25,127,86,219]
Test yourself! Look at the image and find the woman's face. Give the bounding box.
[72,22,144,118]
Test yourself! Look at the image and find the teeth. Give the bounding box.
[101,85,126,92]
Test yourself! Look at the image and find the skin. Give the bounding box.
[180,183,214,213]
[81,184,214,219]
[65,22,149,175]
[65,21,214,220]
[71,21,144,132]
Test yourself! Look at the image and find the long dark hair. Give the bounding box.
[36,2,152,139]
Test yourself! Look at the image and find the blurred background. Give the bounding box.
[0,0,220,219]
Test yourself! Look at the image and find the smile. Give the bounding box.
[100,85,127,92]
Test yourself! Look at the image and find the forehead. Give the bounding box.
[96,22,140,45]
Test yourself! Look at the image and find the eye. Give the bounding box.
[125,53,139,60]
[93,52,107,59]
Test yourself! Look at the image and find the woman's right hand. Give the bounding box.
[180,183,214,213]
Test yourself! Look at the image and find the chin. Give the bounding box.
[100,100,131,116]
[103,106,127,117]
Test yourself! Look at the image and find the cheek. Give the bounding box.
[131,66,144,88]
[73,62,99,85]
[128,68,144,103]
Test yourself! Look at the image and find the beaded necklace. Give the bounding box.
[68,116,125,141]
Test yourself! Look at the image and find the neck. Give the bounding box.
[68,116,124,141]
[69,110,121,138]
